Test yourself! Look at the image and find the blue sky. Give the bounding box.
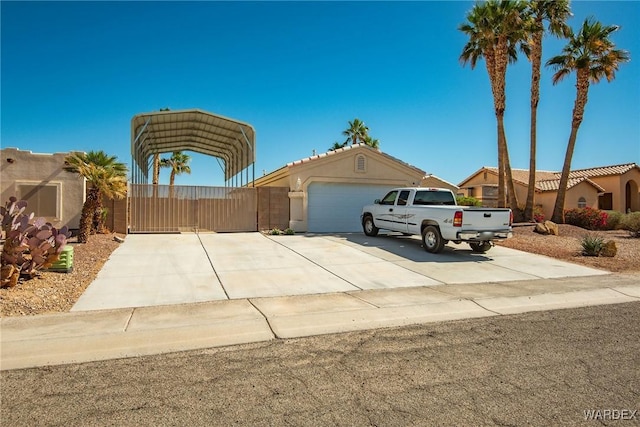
[2,1,639,187]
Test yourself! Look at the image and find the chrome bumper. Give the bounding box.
[457,230,513,241]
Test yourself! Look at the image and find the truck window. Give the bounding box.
[397,190,411,206]
[380,191,398,206]
[414,190,455,206]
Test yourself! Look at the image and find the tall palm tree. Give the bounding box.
[523,0,572,222]
[160,151,192,197]
[342,119,369,146]
[64,151,127,243]
[460,0,529,216]
[547,18,629,223]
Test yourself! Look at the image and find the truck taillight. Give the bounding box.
[509,210,513,226]
[453,211,463,227]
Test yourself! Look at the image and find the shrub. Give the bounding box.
[269,228,282,235]
[564,207,608,230]
[581,233,605,256]
[284,228,295,235]
[533,205,545,223]
[456,196,481,207]
[604,210,623,230]
[620,212,640,237]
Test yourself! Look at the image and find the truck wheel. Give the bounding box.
[422,226,444,253]
[363,215,379,237]
[470,242,492,253]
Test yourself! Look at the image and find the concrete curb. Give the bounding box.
[2,276,639,371]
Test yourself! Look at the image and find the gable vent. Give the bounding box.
[355,155,366,172]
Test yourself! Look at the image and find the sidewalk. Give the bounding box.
[2,273,639,371]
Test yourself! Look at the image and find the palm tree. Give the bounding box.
[460,0,529,217]
[342,118,369,146]
[363,135,380,149]
[64,151,127,243]
[547,18,629,223]
[523,0,572,222]
[329,141,347,151]
[160,151,192,197]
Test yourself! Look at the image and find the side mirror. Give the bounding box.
[374,199,380,204]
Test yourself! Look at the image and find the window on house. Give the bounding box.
[578,197,587,208]
[355,155,366,172]
[599,193,613,210]
[16,183,60,218]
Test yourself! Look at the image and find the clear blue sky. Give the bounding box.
[2,1,639,187]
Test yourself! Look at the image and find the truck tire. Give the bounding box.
[470,242,492,253]
[422,225,444,253]
[362,215,379,237]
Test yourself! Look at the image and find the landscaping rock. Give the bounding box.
[534,223,550,235]
[601,240,617,257]
[544,221,559,236]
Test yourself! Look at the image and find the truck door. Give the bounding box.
[394,190,411,233]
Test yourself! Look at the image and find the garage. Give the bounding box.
[307,182,395,232]
[253,144,436,233]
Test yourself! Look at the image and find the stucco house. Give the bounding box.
[458,163,640,219]
[1,148,85,230]
[253,144,456,233]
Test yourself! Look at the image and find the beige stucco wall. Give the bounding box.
[589,168,640,212]
[536,182,599,220]
[458,169,528,207]
[0,148,85,229]
[420,175,459,193]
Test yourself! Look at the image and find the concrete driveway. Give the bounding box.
[71,231,607,311]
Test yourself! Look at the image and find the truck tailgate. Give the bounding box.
[460,208,511,230]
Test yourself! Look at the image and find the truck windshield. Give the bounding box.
[413,190,455,206]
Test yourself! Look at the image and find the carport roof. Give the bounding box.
[131,109,255,183]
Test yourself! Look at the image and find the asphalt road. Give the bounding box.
[2,302,639,426]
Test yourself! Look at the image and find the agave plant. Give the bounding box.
[1,197,71,287]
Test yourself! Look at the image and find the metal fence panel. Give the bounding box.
[129,184,258,233]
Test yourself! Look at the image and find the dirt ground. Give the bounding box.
[1,225,639,317]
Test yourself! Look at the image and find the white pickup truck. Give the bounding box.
[361,187,513,253]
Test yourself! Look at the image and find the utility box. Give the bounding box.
[48,245,74,273]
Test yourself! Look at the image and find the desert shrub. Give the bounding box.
[269,228,282,235]
[564,207,608,230]
[604,210,623,230]
[457,196,481,207]
[581,233,605,256]
[533,205,545,223]
[620,212,640,237]
[284,228,295,235]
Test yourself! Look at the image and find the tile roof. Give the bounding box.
[536,177,606,192]
[563,163,639,179]
[483,167,557,188]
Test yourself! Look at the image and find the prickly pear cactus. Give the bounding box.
[1,197,71,287]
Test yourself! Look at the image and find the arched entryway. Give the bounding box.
[625,180,639,212]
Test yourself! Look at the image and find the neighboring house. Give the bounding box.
[0,148,85,230]
[420,174,459,194]
[458,163,640,219]
[252,144,428,233]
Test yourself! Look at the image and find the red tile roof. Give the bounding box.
[563,163,639,179]
[536,177,606,192]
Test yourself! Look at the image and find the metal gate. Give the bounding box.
[129,184,258,233]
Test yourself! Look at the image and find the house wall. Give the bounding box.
[0,148,85,229]
[589,169,640,212]
[420,176,459,193]
[458,169,528,207]
[537,182,599,220]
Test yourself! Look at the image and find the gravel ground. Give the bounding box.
[1,225,638,317]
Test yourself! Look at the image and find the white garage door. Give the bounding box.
[307,182,396,232]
